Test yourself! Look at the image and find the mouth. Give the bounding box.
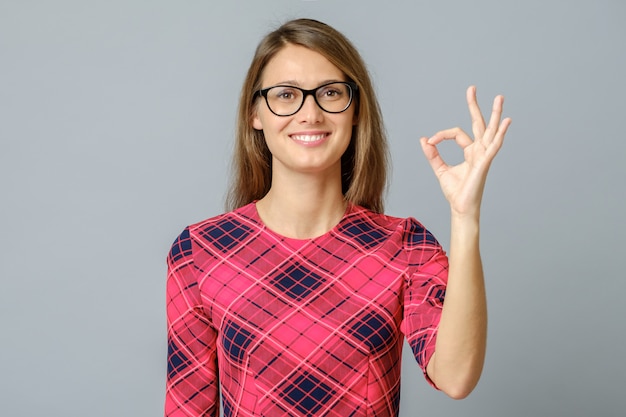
[289,133,330,143]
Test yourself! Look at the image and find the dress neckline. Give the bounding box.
[249,201,353,247]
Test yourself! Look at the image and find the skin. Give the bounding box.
[421,86,511,398]
[253,43,512,398]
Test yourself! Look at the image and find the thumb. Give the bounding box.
[420,136,446,174]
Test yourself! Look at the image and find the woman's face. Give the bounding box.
[252,44,355,181]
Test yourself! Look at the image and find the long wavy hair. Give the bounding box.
[226,18,389,213]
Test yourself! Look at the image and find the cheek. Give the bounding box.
[349,107,358,126]
[335,111,357,132]
[256,112,292,135]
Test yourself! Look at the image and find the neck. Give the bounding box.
[256,169,347,239]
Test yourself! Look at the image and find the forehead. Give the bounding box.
[261,44,345,87]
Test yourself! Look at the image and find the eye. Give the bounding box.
[318,85,345,100]
[272,87,297,101]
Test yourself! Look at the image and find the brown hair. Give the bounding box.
[226,18,389,213]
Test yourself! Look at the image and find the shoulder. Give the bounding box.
[345,205,441,249]
[170,203,261,257]
[187,203,257,233]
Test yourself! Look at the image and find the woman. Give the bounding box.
[165,18,511,417]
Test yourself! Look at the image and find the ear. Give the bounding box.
[252,109,263,131]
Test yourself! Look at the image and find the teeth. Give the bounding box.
[291,134,326,142]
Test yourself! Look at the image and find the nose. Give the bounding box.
[297,94,323,123]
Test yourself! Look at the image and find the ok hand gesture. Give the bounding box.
[420,86,511,218]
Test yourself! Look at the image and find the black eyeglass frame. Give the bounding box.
[255,81,358,117]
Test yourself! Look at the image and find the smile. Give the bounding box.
[290,133,329,143]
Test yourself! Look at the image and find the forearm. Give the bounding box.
[427,214,487,399]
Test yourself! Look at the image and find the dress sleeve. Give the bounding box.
[165,228,220,416]
[399,219,449,388]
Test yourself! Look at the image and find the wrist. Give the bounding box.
[450,209,480,226]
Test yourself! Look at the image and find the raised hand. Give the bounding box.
[420,86,511,218]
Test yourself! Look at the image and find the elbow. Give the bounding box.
[427,353,484,400]
[436,375,480,400]
[441,383,474,400]
[429,365,480,400]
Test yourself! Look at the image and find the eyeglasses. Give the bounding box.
[255,81,358,117]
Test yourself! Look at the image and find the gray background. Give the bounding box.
[1,0,624,416]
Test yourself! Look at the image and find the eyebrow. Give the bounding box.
[267,79,345,88]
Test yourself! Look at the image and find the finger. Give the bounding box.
[467,85,486,140]
[482,95,505,146]
[487,117,511,157]
[480,117,511,167]
[420,136,447,175]
[428,127,473,149]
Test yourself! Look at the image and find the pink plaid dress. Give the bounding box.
[165,203,448,416]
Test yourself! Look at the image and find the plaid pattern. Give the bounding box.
[165,203,448,416]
